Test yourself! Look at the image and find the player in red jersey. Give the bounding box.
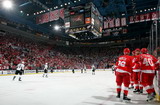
[132,48,142,93]
[137,48,158,101]
[115,48,133,101]
[129,51,135,89]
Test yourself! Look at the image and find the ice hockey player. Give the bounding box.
[72,68,75,74]
[92,64,96,75]
[115,48,132,101]
[84,65,87,73]
[132,48,142,93]
[129,50,135,89]
[43,63,49,78]
[137,48,158,101]
[12,61,25,81]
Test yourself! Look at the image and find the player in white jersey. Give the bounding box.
[13,62,25,81]
[43,63,48,78]
[92,64,96,75]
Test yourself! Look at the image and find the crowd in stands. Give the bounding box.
[0,33,122,70]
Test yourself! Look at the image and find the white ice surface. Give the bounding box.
[0,70,159,105]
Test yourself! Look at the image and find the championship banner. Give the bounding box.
[104,20,109,29]
[151,12,158,20]
[145,13,151,21]
[129,12,158,24]
[50,10,59,21]
[59,8,64,19]
[129,16,134,23]
[109,19,114,28]
[121,18,126,26]
[115,18,120,27]
[135,15,140,23]
[36,8,64,24]
[36,15,42,24]
[42,13,49,23]
[140,14,145,22]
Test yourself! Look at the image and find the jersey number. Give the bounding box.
[143,58,154,66]
[118,61,126,67]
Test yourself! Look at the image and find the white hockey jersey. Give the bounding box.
[17,63,25,70]
[44,64,48,70]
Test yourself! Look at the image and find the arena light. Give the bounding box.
[2,0,13,9]
[54,25,60,31]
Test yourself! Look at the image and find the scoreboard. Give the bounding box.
[64,3,103,39]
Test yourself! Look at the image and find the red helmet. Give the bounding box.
[141,48,148,54]
[132,51,135,55]
[135,48,140,52]
[123,48,130,55]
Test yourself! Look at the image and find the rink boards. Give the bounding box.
[0,69,111,75]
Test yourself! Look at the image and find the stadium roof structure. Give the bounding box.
[0,0,159,42]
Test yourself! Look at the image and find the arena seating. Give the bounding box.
[0,33,122,70]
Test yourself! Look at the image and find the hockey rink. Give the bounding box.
[0,70,159,105]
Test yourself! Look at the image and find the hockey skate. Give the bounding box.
[12,76,16,81]
[116,92,122,101]
[146,93,155,102]
[123,94,131,102]
[129,86,134,89]
[139,89,143,94]
[133,89,140,94]
[19,77,22,81]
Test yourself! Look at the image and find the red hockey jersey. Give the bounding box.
[137,54,158,73]
[116,55,133,74]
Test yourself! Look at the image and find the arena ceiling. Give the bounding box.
[15,0,158,17]
[0,0,159,42]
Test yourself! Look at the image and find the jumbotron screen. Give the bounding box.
[70,14,84,27]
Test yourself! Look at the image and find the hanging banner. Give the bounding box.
[129,11,159,24]
[104,20,109,29]
[59,8,64,19]
[50,10,59,21]
[135,15,140,23]
[129,16,134,24]
[145,13,151,21]
[151,12,158,20]
[115,18,120,27]
[36,15,42,24]
[140,14,145,22]
[109,19,114,28]
[121,18,126,26]
[42,13,49,23]
[36,8,64,24]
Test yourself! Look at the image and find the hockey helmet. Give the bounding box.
[141,48,148,54]
[123,48,130,55]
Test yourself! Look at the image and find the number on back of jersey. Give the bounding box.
[118,61,126,67]
[143,58,154,66]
